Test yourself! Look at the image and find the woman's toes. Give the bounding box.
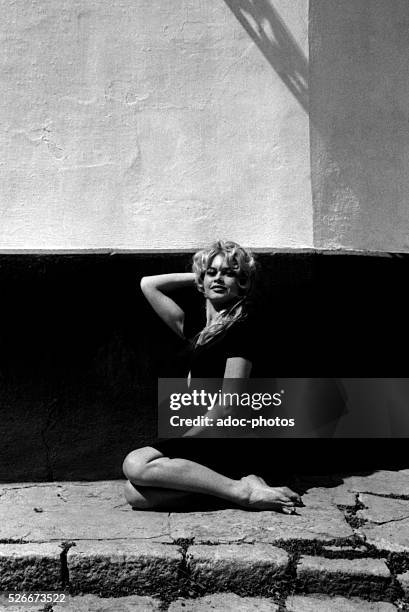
[282,506,297,514]
[279,486,302,504]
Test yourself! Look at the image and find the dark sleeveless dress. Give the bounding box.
[152,315,348,478]
[152,316,260,478]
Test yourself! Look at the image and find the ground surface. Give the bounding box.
[1,471,409,611]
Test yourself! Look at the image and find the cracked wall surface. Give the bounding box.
[0,0,312,250]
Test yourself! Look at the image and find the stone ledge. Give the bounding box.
[296,556,393,599]
[0,593,400,612]
[357,494,409,524]
[1,478,408,605]
[169,506,353,545]
[358,519,409,553]
[67,540,183,597]
[186,543,289,596]
[342,472,409,498]
[0,482,172,543]
[0,594,162,611]
[286,594,398,611]
[168,593,279,611]
[0,543,62,591]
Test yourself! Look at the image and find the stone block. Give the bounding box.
[0,543,62,591]
[286,594,397,611]
[296,556,392,599]
[301,486,357,508]
[357,494,409,524]
[343,472,409,498]
[169,506,353,544]
[186,544,289,596]
[359,519,409,553]
[396,570,409,598]
[67,540,182,597]
[0,482,171,542]
[0,594,161,611]
[169,593,279,611]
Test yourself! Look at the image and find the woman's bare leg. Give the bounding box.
[123,447,301,511]
[124,479,199,510]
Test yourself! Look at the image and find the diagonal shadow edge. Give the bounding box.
[223,0,309,114]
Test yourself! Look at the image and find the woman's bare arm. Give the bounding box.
[223,356,252,378]
[183,356,252,437]
[140,272,196,338]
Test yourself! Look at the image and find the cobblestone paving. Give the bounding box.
[0,470,408,610]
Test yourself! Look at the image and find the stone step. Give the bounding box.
[296,555,393,599]
[284,595,398,611]
[1,478,409,608]
[0,593,400,611]
[0,541,402,601]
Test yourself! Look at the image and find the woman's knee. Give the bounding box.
[122,446,163,484]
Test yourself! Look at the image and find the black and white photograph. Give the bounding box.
[1,1,409,610]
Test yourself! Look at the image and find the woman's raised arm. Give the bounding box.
[140,272,196,338]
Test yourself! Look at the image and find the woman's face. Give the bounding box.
[202,254,241,305]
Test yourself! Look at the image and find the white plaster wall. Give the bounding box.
[0,0,312,250]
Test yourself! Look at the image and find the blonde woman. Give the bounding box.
[123,241,302,512]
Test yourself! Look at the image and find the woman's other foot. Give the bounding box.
[238,474,303,512]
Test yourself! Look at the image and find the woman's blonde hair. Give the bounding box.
[192,240,256,346]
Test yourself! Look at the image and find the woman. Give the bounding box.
[123,241,302,512]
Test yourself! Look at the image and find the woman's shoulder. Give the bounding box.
[222,311,261,358]
[229,308,261,337]
[226,307,275,376]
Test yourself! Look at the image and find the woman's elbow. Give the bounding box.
[140,276,153,294]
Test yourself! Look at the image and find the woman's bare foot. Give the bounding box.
[238,474,302,512]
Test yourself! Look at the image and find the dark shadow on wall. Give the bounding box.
[223,0,309,113]
[1,252,409,481]
[309,0,409,249]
